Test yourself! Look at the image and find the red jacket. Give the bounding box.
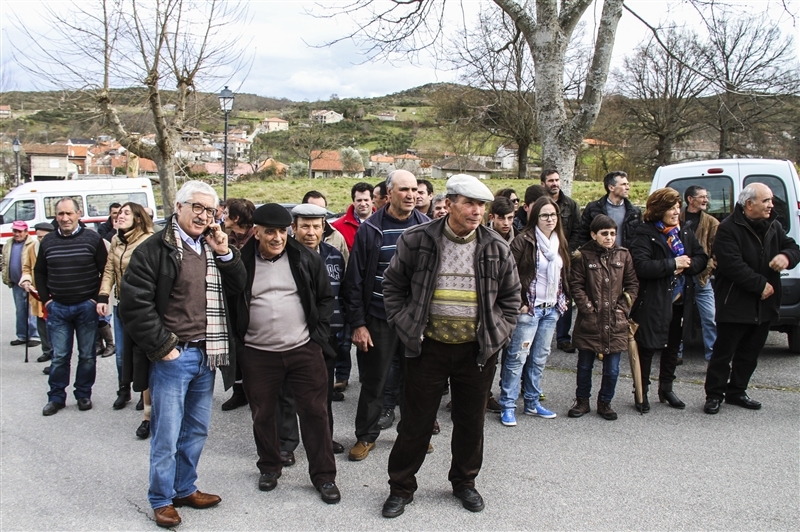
[331,204,373,250]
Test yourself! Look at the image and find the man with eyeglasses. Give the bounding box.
[678,186,719,364]
[35,198,108,418]
[576,170,642,249]
[120,181,246,528]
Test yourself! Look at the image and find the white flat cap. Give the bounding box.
[292,203,328,218]
[445,174,494,202]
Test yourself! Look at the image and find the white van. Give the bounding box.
[650,158,800,351]
[0,177,157,246]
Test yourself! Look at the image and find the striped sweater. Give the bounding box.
[34,226,108,305]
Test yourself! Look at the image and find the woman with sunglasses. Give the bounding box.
[498,197,570,426]
[568,215,638,420]
[629,188,707,413]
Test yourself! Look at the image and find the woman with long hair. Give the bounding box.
[97,202,154,437]
[498,196,570,426]
[629,188,707,413]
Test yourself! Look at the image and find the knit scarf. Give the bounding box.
[535,226,563,302]
[172,219,228,369]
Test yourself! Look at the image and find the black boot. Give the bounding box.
[113,384,131,410]
[634,387,650,413]
[221,383,248,411]
[658,383,686,409]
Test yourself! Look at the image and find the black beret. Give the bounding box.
[252,203,292,228]
[34,222,55,232]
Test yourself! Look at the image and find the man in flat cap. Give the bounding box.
[276,204,347,468]
[229,203,340,504]
[3,220,39,347]
[120,181,245,528]
[380,174,520,518]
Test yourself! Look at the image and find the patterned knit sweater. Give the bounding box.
[423,223,478,344]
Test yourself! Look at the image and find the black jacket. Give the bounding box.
[554,192,581,251]
[98,216,115,242]
[629,222,708,350]
[713,204,800,325]
[230,237,336,359]
[342,206,429,329]
[576,195,642,249]
[119,216,246,392]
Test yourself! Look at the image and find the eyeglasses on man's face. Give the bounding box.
[185,202,216,217]
[538,213,558,220]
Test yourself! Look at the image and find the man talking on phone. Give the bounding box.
[120,181,246,528]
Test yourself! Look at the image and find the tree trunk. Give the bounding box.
[156,152,177,216]
[516,139,530,179]
[655,135,673,168]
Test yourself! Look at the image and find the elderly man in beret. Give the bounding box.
[229,203,340,504]
[3,220,40,347]
[380,174,521,518]
[276,204,348,467]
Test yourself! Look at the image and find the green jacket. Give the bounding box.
[382,217,521,368]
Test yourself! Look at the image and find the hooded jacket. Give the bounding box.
[569,241,639,354]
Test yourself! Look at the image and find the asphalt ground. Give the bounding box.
[1,292,798,531]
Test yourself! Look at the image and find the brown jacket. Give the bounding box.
[18,239,44,318]
[680,209,719,286]
[569,241,639,354]
[98,229,154,302]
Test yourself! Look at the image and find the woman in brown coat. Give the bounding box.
[97,202,154,437]
[568,215,638,420]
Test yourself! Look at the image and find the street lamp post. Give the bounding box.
[12,137,21,187]
[218,86,235,202]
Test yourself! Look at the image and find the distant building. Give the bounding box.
[310,150,364,178]
[310,109,344,125]
[261,117,289,133]
[495,144,518,170]
[0,105,10,120]
[375,112,396,121]
[431,156,493,180]
[23,144,93,180]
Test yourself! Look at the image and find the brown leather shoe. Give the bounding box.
[172,490,221,509]
[154,505,181,528]
[348,441,376,461]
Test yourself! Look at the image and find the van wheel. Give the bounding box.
[788,326,800,354]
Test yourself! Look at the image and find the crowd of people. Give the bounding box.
[4,169,798,527]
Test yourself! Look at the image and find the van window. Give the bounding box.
[743,175,790,231]
[44,196,85,218]
[86,193,148,217]
[664,176,734,222]
[2,200,36,222]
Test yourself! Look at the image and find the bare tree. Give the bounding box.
[284,124,345,179]
[319,0,627,194]
[615,29,710,169]
[339,146,364,175]
[698,10,799,158]
[13,0,249,215]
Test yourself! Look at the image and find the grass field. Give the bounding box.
[213,178,652,214]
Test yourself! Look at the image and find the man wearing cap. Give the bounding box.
[379,174,520,518]
[120,181,245,528]
[342,169,429,462]
[277,204,347,466]
[19,222,56,367]
[230,203,340,504]
[3,220,40,347]
[35,198,108,417]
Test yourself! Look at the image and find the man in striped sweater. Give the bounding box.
[34,197,108,416]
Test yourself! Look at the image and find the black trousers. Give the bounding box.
[239,341,335,487]
[639,304,684,390]
[354,315,403,442]
[278,351,335,452]
[387,340,496,498]
[705,321,770,400]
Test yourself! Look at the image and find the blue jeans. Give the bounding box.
[576,350,621,402]
[556,301,573,344]
[499,306,560,411]
[46,300,98,403]
[113,306,125,383]
[148,346,215,509]
[694,278,717,361]
[11,285,38,341]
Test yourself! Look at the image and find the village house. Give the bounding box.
[310,150,364,178]
[261,116,289,133]
[431,156,493,180]
[310,109,344,124]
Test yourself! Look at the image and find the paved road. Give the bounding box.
[1,292,798,531]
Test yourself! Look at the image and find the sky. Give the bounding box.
[1,0,798,102]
